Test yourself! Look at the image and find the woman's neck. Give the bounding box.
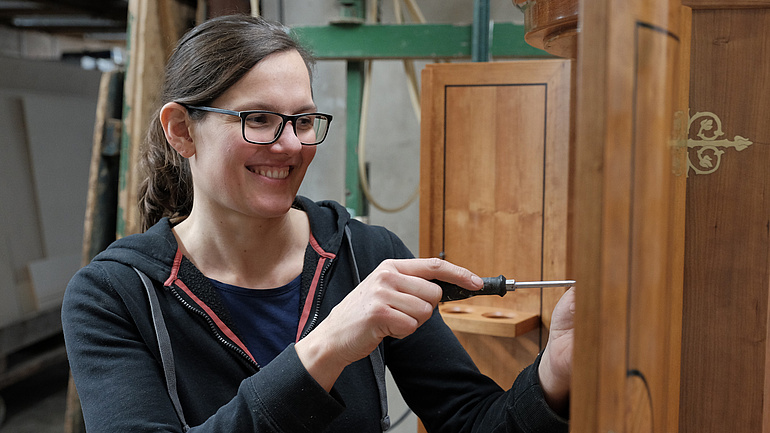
[172,208,309,289]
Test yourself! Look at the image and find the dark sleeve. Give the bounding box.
[62,263,345,433]
[365,229,568,433]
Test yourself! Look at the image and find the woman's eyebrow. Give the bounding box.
[234,102,318,113]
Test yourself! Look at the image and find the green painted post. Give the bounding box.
[472,0,491,62]
[345,61,368,218]
[336,0,369,218]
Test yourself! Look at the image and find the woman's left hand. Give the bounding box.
[538,286,575,415]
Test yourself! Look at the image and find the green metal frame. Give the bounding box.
[344,61,367,217]
[291,22,548,61]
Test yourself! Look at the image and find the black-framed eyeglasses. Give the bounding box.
[183,105,333,146]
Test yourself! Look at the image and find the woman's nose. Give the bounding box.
[270,121,302,153]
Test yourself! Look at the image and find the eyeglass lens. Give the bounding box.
[244,112,329,145]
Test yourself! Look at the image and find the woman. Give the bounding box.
[62,14,573,433]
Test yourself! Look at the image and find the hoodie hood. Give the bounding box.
[89,196,351,284]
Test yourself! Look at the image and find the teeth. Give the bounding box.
[256,168,289,179]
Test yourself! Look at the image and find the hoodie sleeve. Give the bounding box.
[390,310,569,433]
[349,225,569,432]
[62,262,345,433]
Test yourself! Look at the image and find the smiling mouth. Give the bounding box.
[248,167,290,179]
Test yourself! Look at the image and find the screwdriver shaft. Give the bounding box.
[506,280,576,290]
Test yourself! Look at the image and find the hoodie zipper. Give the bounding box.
[167,284,261,370]
[299,258,334,340]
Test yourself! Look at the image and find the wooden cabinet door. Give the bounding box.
[571,1,690,432]
[419,59,572,387]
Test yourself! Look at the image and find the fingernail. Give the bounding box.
[472,275,483,287]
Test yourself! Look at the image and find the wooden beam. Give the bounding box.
[205,0,249,18]
[118,0,196,237]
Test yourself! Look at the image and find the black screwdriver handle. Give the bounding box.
[434,275,507,302]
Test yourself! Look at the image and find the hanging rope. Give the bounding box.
[357,0,425,213]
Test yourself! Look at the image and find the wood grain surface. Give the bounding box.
[571,1,689,431]
[420,59,571,391]
[680,7,770,433]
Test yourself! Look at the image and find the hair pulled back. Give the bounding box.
[138,14,314,231]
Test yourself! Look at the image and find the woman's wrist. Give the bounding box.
[295,332,348,392]
[537,348,570,416]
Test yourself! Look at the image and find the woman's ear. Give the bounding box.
[160,102,196,158]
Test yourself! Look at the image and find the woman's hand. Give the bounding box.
[295,258,483,391]
[538,286,576,415]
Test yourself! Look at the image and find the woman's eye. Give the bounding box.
[245,113,274,127]
[295,115,314,129]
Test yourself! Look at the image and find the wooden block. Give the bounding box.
[439,303,539,338]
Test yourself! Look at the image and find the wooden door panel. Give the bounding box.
[420,59,572,389]
[571,1,689,432]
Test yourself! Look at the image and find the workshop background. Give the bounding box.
[0,1,528,432]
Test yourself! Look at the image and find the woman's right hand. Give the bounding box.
[294,258,482,391]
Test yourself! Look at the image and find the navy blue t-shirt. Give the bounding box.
[209,275,301,367]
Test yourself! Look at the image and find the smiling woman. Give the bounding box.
[137,15,316,230]
[61,13,574,433]
[159,49,319,225]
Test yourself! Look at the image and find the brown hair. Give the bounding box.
[138,14,314,231]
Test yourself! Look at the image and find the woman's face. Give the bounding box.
[188,49,318,222]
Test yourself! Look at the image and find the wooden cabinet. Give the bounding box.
[419,59,572,388]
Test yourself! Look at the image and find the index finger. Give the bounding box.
[386,258,483,291]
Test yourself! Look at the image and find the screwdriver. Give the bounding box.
[435,275,576,302]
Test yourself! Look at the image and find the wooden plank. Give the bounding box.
[570,0,688,431]
[120,0,195,237]
[438,304,539,338]
[82,71,122,264]
[204,0,250,18]
[680,8,770,433]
